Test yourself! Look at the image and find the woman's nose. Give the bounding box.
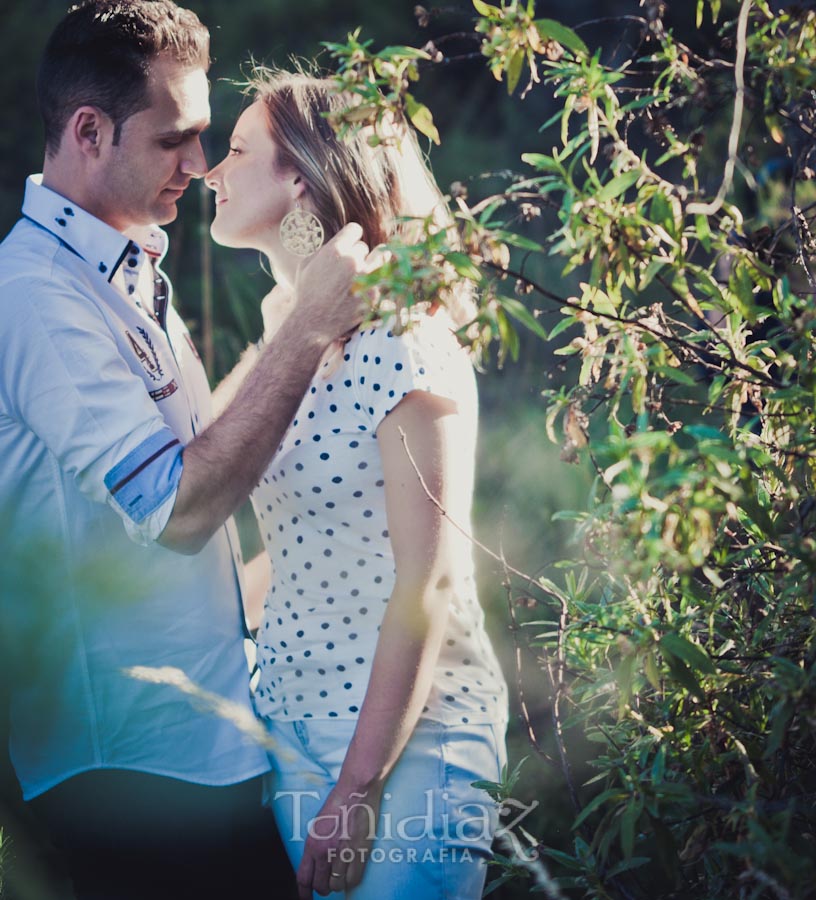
[204,159,224,191]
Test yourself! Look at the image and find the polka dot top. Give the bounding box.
[252,309,508,725]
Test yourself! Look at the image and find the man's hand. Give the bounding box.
[158,222,371,555]
[294,223,371,346]
[296,781,383,899]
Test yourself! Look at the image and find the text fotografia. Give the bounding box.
[330,846,476,864]
[273,790,538,845]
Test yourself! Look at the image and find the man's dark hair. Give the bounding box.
[37,0,210,155]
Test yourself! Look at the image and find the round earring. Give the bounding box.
[280,201,325,257]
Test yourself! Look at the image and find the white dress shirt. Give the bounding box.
[0,176,269,799]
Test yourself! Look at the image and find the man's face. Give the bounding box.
[94,54,210,232]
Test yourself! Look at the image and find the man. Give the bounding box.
[0,1,369,898]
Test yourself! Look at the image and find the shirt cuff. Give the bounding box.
[104,426,184,545]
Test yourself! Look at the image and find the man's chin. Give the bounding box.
[152,202,180,226]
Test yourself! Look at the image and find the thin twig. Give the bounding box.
[778,105,816,140]
[553,581,581,814]
[791,148,816,291]
[687,0,751,216]
[574,15,647,30]
[480,259,785,390]
[396,427,580,785]
[502,561,560,769]
[395,426,542,586]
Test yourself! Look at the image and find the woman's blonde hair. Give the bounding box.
[248,68,474,327]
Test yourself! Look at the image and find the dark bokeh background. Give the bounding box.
[0,2,719,897]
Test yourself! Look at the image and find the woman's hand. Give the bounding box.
[296,780,383,898]
[261,283,296,341]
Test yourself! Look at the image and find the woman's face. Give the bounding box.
[205,101,294,254]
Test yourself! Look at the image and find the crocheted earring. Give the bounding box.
[280,201,325,257]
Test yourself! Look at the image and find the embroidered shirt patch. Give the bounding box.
[125,328,165,382]
[149,380,179,401]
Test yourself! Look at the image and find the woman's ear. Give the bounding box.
[291,174,307,202]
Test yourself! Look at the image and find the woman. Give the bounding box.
[206,70,508,900]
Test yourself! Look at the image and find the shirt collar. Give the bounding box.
[22,174,168,280]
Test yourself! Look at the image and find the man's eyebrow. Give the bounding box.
[157,123,210,139]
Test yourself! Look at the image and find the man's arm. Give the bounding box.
[210,284,295,418]
[159,223,368,554]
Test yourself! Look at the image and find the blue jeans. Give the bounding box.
[262,718,507,899]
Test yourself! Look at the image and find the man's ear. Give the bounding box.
[68,106,113,159]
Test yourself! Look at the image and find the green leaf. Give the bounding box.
[739,496,776,539]
[650,192,673,229]
[708,374,726,405]
[520,152,562,173]
[651,745,666,784]
[684,424,728,443]
[617,653,637,716]
[644,652,661,690]
[664,654,705,699]
[573,788,626,829]
[638,258,667,290]
[490,229,545,252]
[445,252,483,282]
[539,847,585,871]
[506,49,525,96]
[483,873,516,896]
[404,93,440,145]
[472,0,501,17]
[695,213,712,252]
[655,365,697,387]
[502,755,529,794]
[650,813,680,881]
[595,169,641,203]
[549,315,577,341]
[499,295,549,341]
[471,778,502,800]
[607,856,649,877]
[660,633,716,674]
[535,18,589,57]
[378,45,431,61]
[495,306,520,364]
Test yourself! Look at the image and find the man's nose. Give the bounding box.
[180,137,208,178]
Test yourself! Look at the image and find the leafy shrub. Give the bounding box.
[328,2,816,897]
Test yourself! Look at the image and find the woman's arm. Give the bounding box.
[242,550,272,634]
[296,388,465,899]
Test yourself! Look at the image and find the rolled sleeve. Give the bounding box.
[0,277,184,545]
[104,426,183,544]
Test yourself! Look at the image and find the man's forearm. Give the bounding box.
[159,221,369,553]
[159,315,326,553]
[210,339,261,419]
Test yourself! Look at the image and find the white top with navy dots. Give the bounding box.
[252,309,508,725]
